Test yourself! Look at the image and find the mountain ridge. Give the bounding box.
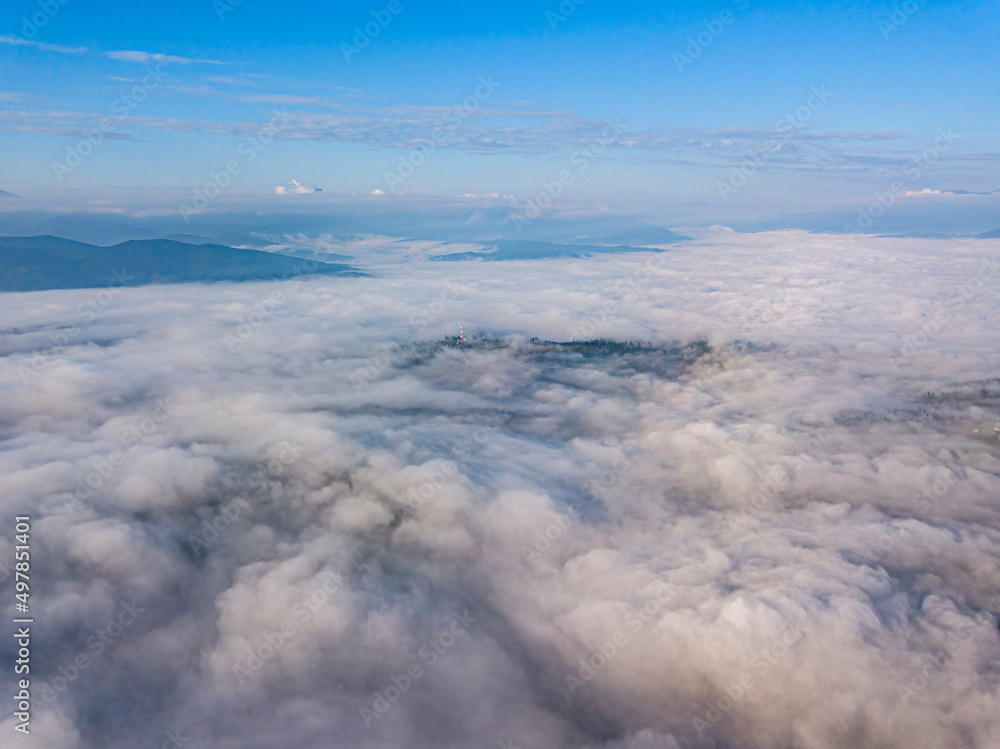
[0,235,362,292]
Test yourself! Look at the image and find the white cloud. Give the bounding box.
[0,35,86,54]
[902,188,998,198]
[1,230,999,747]
[274,179,319,195]
[105,50,225,65]
[903,188,955,197]
[235,93,323,106]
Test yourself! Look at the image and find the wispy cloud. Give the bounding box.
[106,50,225,65]
[0,35,86,54]
[235,93,326,106]
[0,93,958,179]
[201,75,252,86]
[903,187,1000,198]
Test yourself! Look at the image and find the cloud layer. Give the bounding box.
[1,230,999,748]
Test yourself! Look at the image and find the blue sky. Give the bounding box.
[1,0,998,221]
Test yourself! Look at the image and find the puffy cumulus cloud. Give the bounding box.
[0,230,999,748]
[274,180,321,195]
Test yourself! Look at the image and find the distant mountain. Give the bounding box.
[0,189,18,198]
[569,230,685,246]
[941,188,1000,196]
[164,232,278,249]
[0,208,692,249]
[733,204,1000,236]
[163,233,224,245]
[166,234,356,261]
[397,215,690,246]
[276,247,355,263]
[977,228,1000,239]
[0,236,362,292]
[431,240,666,262]
[0,212,157,245]
[490,217,688,246]
[875,232,963,239]
[565,224,688,246]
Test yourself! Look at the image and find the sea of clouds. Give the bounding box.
[1,228,998,748]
